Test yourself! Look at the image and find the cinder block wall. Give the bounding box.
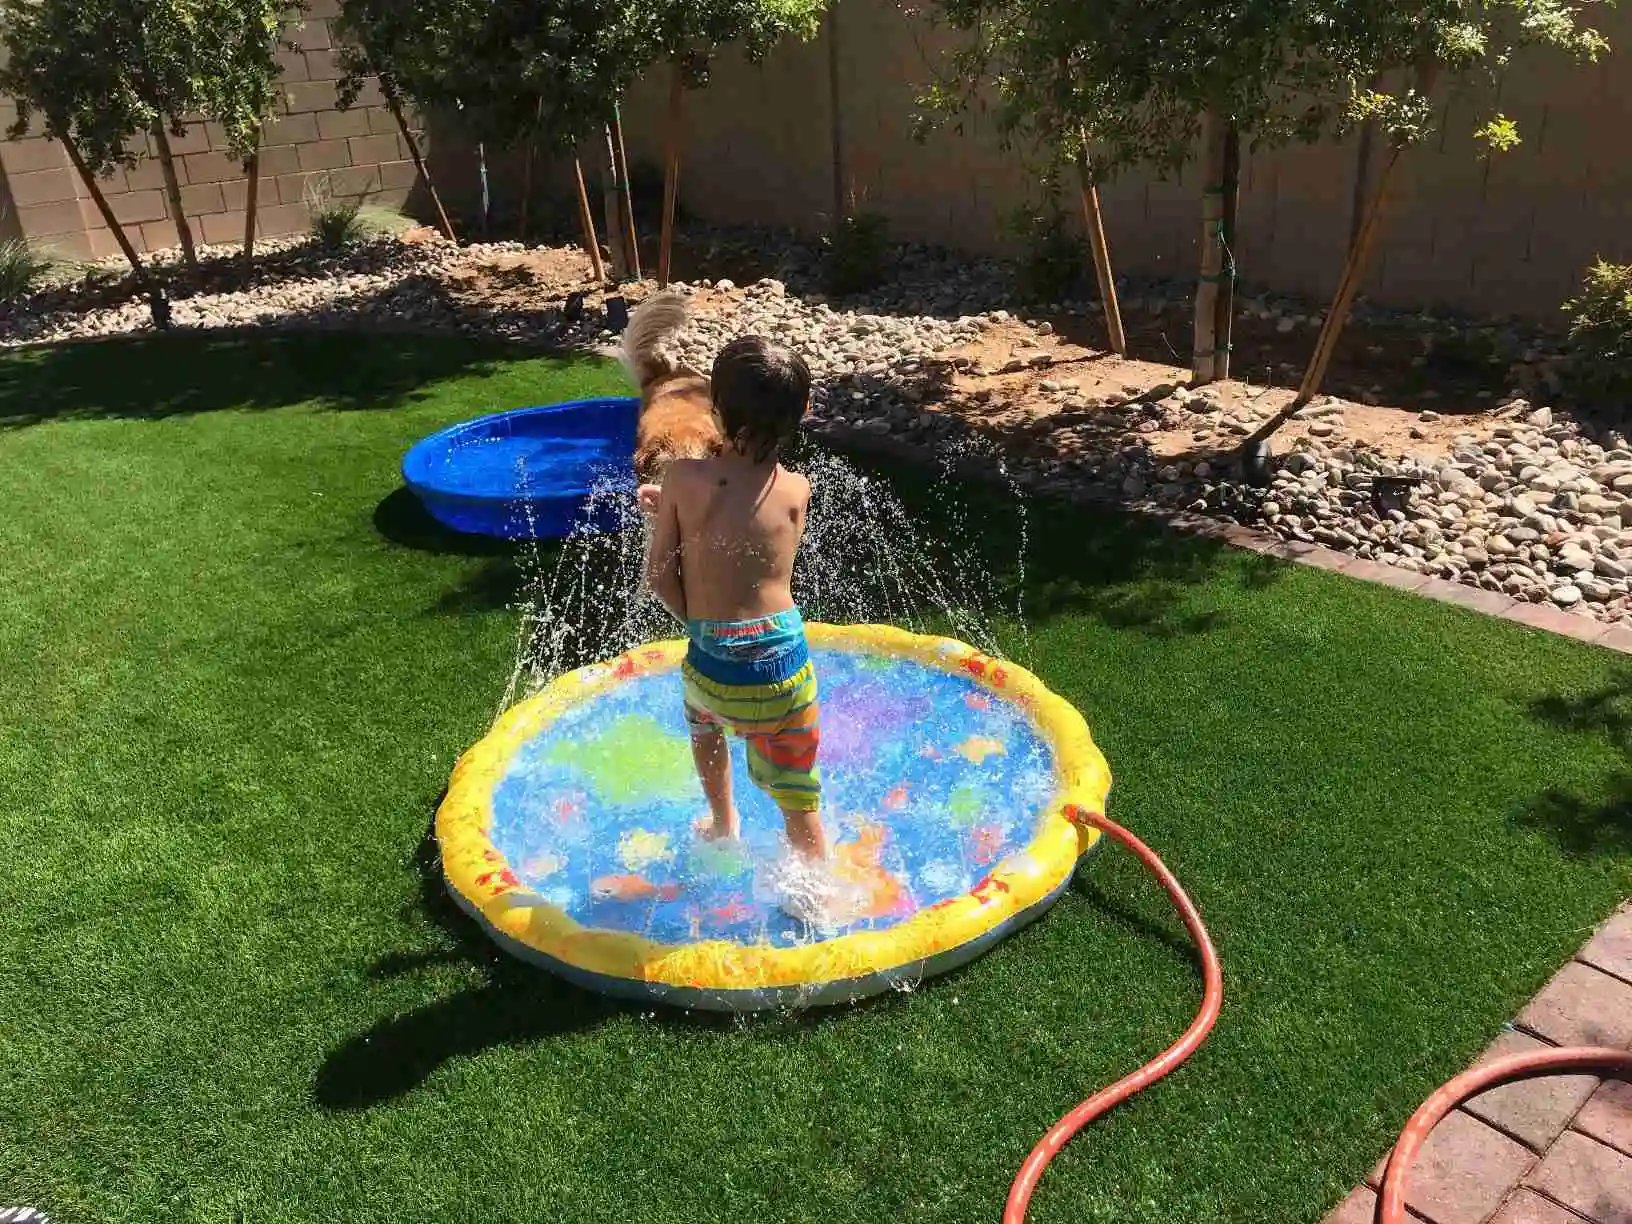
[617,0,1632,319]
[0,0,428,262]
[2,0,1627,320]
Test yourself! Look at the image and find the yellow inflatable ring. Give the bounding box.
[437,623,1112,1010]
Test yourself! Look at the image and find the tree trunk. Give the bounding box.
[60,134,147,281]
[383,80,455,243]
[242,146,261,280]
[826,2,847,230]
[573,157,606,283]
[152,122,199,274]
[519,97,544,243]
[1192,112,1228,384]
[610,102,641,281]
[1075,141,1126,357]
[1211,122,1241,381]
[658,61,685,287]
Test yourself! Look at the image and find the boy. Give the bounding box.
[641,336,835,915]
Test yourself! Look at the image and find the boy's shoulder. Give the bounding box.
[664,456,713,487]
[777,463,811,498]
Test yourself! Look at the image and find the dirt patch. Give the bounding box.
[441,248,601,313]
[920,319,1510,471]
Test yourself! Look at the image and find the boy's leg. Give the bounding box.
[689,724,740,840]
[779,804,829,860]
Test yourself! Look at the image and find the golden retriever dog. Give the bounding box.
[617,290,723,488]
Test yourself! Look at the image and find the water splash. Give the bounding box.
[499,444,1029,711]
[477,441,1036,1015]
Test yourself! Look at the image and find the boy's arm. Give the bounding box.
[643,478,687,624]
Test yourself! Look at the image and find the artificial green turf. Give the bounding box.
[1,331,1629,1224]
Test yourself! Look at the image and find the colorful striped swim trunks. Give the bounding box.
[682,608,821,812]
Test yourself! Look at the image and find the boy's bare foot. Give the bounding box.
[774,854,857,932]
[637,483,661,517]
[693,811,741,842]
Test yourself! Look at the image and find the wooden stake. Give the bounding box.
[1347,73,1384,255]
[1249,61,1439,448]
[242,147,260,279]
[1075,145,1126,357]
[826,3,847,231]
[1212,122,1241,381]
[610,102,641,281]
[61,134,146,280]
[658,61,685,287]
[1293,143,1402,407]
[1192,111,1227,385]
[384,79,455,243]
[573,157,605,283]
[152,122,199,273]
[520,134,536,243]
[1349,120,1377,255]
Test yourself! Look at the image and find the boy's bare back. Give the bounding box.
[658,455,810,623]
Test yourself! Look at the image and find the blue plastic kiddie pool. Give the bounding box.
[402,396,641,540]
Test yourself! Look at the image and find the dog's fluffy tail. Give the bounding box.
[618,290,692,391]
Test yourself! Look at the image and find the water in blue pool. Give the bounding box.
[489,648,1058,949]
[435,432,632,499]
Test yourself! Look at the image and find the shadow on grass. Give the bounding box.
[831,439,1279,640]
[0,328,522,426]
[315,805,934,1110]
[1072,877,1200,967]
[372,487,519,559]
[313,803,622,1111]
[1520,672,1632,857]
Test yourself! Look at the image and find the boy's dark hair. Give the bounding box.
[711,335,810,463]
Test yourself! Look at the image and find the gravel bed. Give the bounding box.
[3,227,1622,626]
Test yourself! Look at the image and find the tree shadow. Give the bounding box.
[0,257,642,429]
[0,328,516,426]
[815,430,1276,641]
[376,427,1263,641]
[1519,672,1632,857]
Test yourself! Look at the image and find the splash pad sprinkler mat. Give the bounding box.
[438,623,1111,1010]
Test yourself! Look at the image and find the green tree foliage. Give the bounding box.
[1,0,294,278]
[202,0,289,165]
[920,0,1610,182]
[335,0,825,148]
[653,0,825,86]
[917,0,1609,388]
[0,0,296,173]
[335,0,651,150]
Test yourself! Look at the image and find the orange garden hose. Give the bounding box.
[1007,809,1632,1224]
[1376,1047,1632,1224]
[1005,810,1225,1224]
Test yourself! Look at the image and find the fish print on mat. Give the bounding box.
[591,874,684,903]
